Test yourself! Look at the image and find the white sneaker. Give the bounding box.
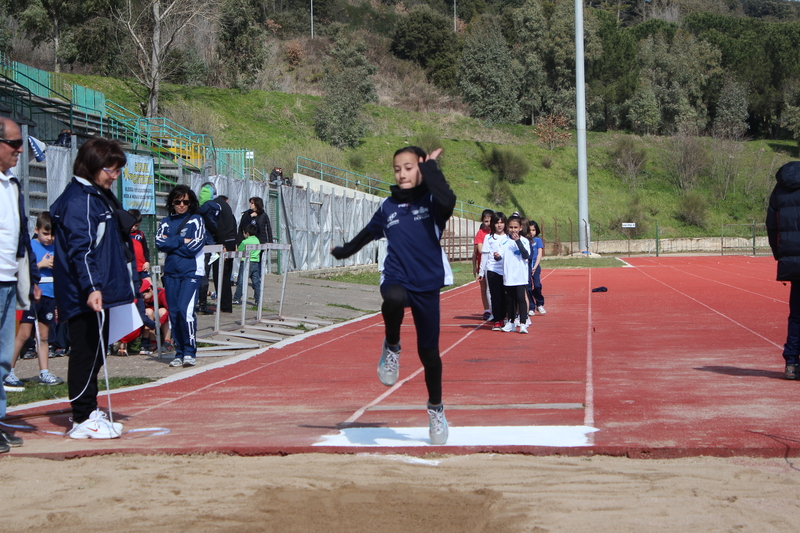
[528,309,535,316]
[182,356,196,367]
[525,317,531,326]
[427,405,449,445]
[519,324,529,334]
[501,321,515,333]
[169,357,183,367]
[537,305,546,315]
[69,410,123,439]
[378,339,400,386]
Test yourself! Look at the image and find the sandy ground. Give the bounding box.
[3,453,800,532]
[6,273,800,531]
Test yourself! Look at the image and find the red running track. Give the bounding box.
[4,255,797,459]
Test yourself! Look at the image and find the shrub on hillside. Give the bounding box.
[663,130,709,191]
[482,147,529,184]
[534,114,572,150]
[413,132,443,162]
[541,156,552,169]
[612,136,647,192]
[676,190,708,228]
[488,175,511,206]
[609,195,649,237]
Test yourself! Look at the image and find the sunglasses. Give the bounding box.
[173,199,191,206]
[0,138,24,149]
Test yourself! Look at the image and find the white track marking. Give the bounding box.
[584,269,595,428]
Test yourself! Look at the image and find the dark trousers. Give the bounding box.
[213,241,235,312]
[380,284,442,406]
[68,311,109,424]
[486,271,506,322]
[526,265,544,311]
[163,275,199,358]
[785,281,800,364]
[505,284,527,322]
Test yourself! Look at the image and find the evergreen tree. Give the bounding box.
[458,16,521,124]
[713,78,748,139]
[390,4,458,89]
[626,77,661,134]
[218,0,273,89]
[314,37,377,149]
[511,0,547,124]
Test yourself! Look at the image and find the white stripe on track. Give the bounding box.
[584,269,595,428]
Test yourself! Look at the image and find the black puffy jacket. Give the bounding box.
[767,161,800,281]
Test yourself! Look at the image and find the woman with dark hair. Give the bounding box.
[236,196,273,245]
[50,137,134,439]
[156,184,206,368]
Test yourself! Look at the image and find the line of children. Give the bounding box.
[4,212,65,390]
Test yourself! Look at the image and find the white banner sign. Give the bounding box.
[121,154,156,214]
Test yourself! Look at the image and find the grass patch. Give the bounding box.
[541,257,626,268]
[6,377,153,408]
[327,303,375,313]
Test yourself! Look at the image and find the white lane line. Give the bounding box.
[585,268,595,429]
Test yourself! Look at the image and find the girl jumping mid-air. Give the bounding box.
[331,146,456,445]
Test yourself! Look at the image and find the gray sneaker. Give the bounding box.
[427,404,449,445]
[37,372,64,385]
[182,356,196,367]
[787,364,799,380]
[169,357,183,367]
[378,339,400,386]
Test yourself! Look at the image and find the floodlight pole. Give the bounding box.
[311,0,314,38]
[454,0,457,32]
[575,0,590,252]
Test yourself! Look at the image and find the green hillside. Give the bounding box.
[61,72,793,241]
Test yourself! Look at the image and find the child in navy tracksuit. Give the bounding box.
[155,185,206,368]
[331,146,456,445]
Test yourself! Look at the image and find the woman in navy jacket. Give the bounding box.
[51,137,134,439]
[156,185,206,369]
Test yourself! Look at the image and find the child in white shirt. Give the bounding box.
[500,215,531,334]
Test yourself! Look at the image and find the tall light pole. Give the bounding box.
[311,0,314,38]
[454,0,457,32]
[575,0,589,252]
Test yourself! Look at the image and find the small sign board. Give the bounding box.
[622,223,636,228]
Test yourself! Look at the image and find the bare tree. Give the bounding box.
[116,0,217,117]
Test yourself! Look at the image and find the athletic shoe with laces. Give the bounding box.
[182,356,196,367]
[519,324,529,334]
[786,364,799,380]
[537,305,546,315]
[427,404,449,445]
[37,372,64,385]
[68,410,123,439]
[162,340,175,353]
[482,311,492,321]
[169,357,183,367]
[528,309,535,316]
[378,338,400,386]
[492,321,502,331]
[3,372,24,392]
[501,321,516,333]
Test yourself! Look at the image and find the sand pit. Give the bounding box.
[3,453,800,531]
